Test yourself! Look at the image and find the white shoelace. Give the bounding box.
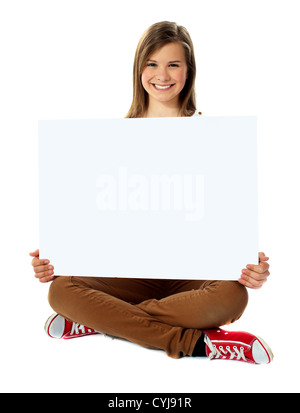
[204,335,247,361]
[70,322,91,335]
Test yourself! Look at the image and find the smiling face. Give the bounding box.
[141,42,188,113]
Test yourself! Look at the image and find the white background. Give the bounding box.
[0,0,299,393]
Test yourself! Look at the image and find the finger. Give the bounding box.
[39,274,56,283]
[259,252,269,262]
[246,261,269,274]
[34,264,54,274]
[238,277,264,289]
[242,267,270,280]
[34,267,54,279]
[29,249,39,257]
[242,268,270,282]
[238,277,253,288]
[239,273,267,289]
[246,253,269,273]
[32,258,50,267]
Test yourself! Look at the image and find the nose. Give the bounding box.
[156,67,171,82]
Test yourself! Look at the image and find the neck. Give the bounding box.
[145,98,180,118]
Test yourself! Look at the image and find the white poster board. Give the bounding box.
[38,117,258,280]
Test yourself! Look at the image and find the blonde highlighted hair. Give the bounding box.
[126,21,197,118]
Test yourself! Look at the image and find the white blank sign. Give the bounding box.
[38,117,258,280]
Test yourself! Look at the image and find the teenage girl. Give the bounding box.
[30,21,273,363]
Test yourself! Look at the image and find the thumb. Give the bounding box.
[259,251,269,262]
[29,249,39,257]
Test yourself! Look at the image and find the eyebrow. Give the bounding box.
[147,59,182,63]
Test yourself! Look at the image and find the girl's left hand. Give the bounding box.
[238,252,270,289]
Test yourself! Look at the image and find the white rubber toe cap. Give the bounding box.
[45,314,65,338]
[252,339,272,364]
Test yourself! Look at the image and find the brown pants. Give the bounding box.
[48,276,248,359]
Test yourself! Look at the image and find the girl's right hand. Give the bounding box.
[29,249,56,283]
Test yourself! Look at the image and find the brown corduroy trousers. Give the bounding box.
[48,276,248,359]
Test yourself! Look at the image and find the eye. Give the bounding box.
[169,64,179,67]
[147,63,157,67]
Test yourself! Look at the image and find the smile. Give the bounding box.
[152,84,175,90]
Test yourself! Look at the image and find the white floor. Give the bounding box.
[1,270,298,394]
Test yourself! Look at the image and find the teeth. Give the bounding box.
[154,84,173,89]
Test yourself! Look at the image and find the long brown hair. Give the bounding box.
[126,21,197,118]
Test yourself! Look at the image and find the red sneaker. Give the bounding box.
[44,313,100,339]
[203,328,274,364]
